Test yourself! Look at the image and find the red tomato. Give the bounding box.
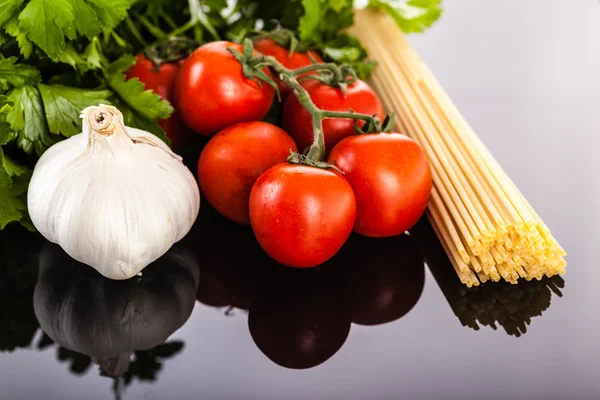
[126,54,194,148]
[197,121,297,224]
[282,79,384,153]
[249,164,356,268]
[328,133,432,237]
[173,41,275,137]
[253,38,323,100]
[156,112,195,148]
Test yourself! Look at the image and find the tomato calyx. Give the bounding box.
[353,112,396,135]
[143,37,198,70]
[228,41,283,101]
[299,63,358,96]
[287,152,343,174]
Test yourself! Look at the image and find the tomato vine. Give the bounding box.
[229,38,390,170]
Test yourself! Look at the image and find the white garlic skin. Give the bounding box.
[28,105,200,280]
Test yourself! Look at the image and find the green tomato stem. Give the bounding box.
[279,75,327,161]
[235,39,382,163]
[320,110,375,123]
[288,62,341,79]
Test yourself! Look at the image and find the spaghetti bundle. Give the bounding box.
[412,217,565,336]
[350,10,566,286]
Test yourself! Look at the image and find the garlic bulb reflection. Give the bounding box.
[33,242,199,376]
[27,105,200,280]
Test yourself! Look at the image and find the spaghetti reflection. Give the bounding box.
[411,216,565,337]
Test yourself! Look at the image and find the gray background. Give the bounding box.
[1,1,599,399]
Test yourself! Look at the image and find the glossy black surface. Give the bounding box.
[1,1,599,399]
[0,198,587,400]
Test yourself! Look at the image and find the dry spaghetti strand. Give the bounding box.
[349,9,566,285]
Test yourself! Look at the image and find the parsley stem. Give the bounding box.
[147,21,197,48]
[136,14,166,39]
[162,14,178,30]
[124,18,147,47]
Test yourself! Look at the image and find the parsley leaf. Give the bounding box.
[107,76,174,121]
[82,37,107,70]
[110,95,171,145]
[66,0,102,38]
[323,34,367,63]
[0,150,11,187]
[368,0,443,33]
[0,148,25,187]
[0,123,15,147]
[298,0,354,44]
[16,0,130,60]
[322,33,377,79]
[0,57,41,91]
[110,96,171,146]
[38,84,112,137]
[6,86,57,155]
[322,2,354,37]
[0,0,22,28]
[86,0,130,30]
[324,46,361,62]
[0,166,32,230]
[330,0,347,13]
[105,56,172,145]
[0,104,32,231]
[3,153,26,177]
[298,0,322,42]
[56,46,89,73]
[18,0,74,60]
[0,96,16,187]
[106,57,173,121]
[105,54,136,76]
[0,95,16,148]
[0,93,13,134]
[3,17,35,59]
[203,0,228,9]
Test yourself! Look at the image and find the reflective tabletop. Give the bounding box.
[1,1,599,399]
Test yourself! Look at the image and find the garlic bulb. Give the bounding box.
[28,105,200,280]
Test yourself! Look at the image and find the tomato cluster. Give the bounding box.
[128,39,433,269]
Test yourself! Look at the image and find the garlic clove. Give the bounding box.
[28,105,200,280]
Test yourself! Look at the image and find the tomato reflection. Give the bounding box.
[192,206,427,369]
[336,234,425,326]
[248,268,352,369]
[191,204,277,310]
